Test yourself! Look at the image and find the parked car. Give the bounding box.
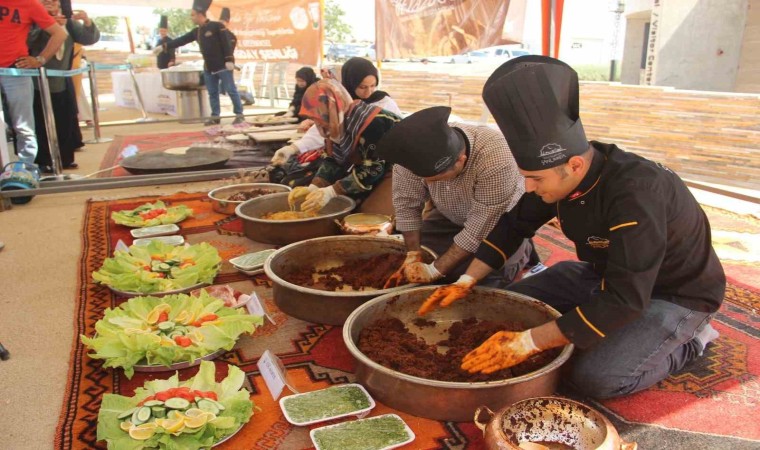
[326,43,376,62]
[425,46,531,64]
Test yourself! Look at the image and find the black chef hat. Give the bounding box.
[159,15,168,29]
[482,55,588,171]
[377,106,464,178]
[60,0,73,18]
[192,0,212,14]
[220,7,230,22]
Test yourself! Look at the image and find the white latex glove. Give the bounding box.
[152,46,164,56]
[288,184,318,209]
[404,261,443,283]
[225,62,235,71]
[270,144,299,166]
[302,186,337,213]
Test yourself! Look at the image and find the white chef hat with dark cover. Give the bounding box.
[377,106,464,178]
[159,15,168,29]
[220,7,231,22]
[482,55,588,171]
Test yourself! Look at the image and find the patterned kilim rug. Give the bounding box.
[55,192,760,449]
[97,131,274,178]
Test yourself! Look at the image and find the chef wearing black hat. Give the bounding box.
[154,0,245,126]
[218,7,237,54]
[418,56,726,400]
[155,15,175,69]
[378,106,532,288]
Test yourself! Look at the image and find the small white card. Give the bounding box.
[245,291,275,325]
[114,239,130,253]
[258,350,298,400]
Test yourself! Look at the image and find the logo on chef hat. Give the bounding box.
[434,156,453,173]
[539,143,568,166]
[586,236,610,249]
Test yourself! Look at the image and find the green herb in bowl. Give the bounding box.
[280,384,374,426]
[310,414,415,450]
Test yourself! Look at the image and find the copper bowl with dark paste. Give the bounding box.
[208,183,291,215]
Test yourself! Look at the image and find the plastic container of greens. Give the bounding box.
[229,249,276,271]
[133,235,185,247]
[130,224,180,239]
[279,384,375,426]
[310,414,415,450]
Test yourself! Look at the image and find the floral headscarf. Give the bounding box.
[299,79,381,165]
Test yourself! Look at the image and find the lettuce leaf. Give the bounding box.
[93,241,221,294]
[111,200,193,228]
[97,361,255,450]
[81,292,263,378]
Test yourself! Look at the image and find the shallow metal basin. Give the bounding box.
[208,183,291,215]
[161,69,205,91]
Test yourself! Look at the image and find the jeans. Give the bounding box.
[507,261,712,399]
[203,69,243,117]
[0,75,37,164]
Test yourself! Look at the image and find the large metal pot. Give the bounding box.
[343,286,574,422]
[336,213,394,235]
[475,397,637,450]
[235,192,355,245]
[160,69,205,91]
[264,236,436,325]
[208,183,291,215]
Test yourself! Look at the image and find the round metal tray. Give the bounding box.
[108,282,208,298]
[133,347,226,372]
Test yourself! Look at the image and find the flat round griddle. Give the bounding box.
[120,147,233,174]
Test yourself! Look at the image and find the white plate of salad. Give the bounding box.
[96,361,256,449]
[111,200,193,228]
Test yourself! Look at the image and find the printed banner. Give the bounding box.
[210,0,322,64]
[375,0,526,60]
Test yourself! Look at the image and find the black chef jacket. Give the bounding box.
[476,141,726,348]
[225,28,237,57]
[163,20,233,73]
[155,36,176,70]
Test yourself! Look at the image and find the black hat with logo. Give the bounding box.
[159,15,168,29]
[377,106,464,178]
[220,7,231,22]
[192,0,212,14]
[482,55,588,171]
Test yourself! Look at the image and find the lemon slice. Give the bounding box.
[119,421,133,432]
[184,408,206,418]
[158,417,185,434]
[146,304,172,324]
[174,310,195,325]
[128,422,157,440]
[183,413,211,429]
[189,329,204,342]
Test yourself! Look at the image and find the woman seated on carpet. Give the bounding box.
[287,79,401,216]
[284,67,319,124]
[28,0,100,173]
[271,57,402,166]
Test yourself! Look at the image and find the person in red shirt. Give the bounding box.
[1,0,67,169]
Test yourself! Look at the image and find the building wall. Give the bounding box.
[654,0,749,91]
[735,0,760,93]
[620,17,649,84]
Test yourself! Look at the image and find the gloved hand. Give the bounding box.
[302,186,336,213]
[404,261,443,283]
[297,118,314,133]
[460,330,540,374]
[417,274,477,316]
[288,184,317,210]
[383,251,423,289]
[152,46,164,56]
[271,144,299,166]
[225,62,235,71]
[284,107,295,118]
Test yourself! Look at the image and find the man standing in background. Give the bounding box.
[155,15,175,70]
[217,7,236,96]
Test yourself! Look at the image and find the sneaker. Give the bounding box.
[232,115,246,125]
[522,262,548,279]
[203,117,221,126]
[0,162,40,205]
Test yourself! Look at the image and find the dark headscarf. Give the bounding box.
[340,57,389,104]
[291,67,319,122]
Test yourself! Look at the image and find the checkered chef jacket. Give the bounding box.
[392,123,525,253]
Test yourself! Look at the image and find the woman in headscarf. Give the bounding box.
[271,58,401,165]
[287,79,400,215]
[287,66,319,123]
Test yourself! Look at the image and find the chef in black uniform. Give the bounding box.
[217,7,236,96]
[154,0,245,126]
[420,56,726,399]
[155,15,175,70]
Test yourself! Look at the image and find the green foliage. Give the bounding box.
[153,8,195,37]
[572,63,621,82]
[93,16,120,34]
[325,0,353,43]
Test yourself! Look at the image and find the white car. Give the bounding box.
[425,47,530,64]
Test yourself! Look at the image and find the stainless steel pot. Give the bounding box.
[336,213,394,235]
[208,183,291,215]
[474,397,637,450]
[160,69,205,91]
[264,236,436,325]
[343,286,574,422]
[235,192,355,245]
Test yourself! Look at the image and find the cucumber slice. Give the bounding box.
[143,400,164,407]
[196,399,220,415]
[151,406,166,418]
[208,399,225,411]
[131,406,151,425]
[165,398,190,409]
[117,407,137,420]
[158,263,171,271]
[157,321,175,331]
